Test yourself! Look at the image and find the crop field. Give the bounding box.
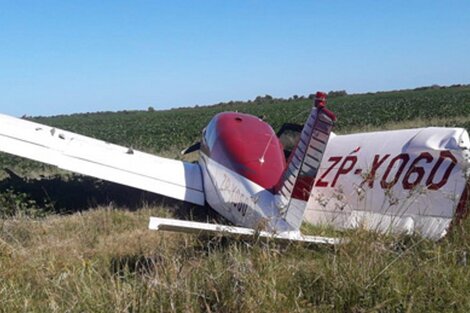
[27,85,470,151]
[1,85,470,312]
[2,85,470,174]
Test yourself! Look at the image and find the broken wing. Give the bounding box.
[307,127,470,239]
[0,114,205,206]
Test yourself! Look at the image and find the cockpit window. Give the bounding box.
[277,123,303,159]
[204,117,217,149]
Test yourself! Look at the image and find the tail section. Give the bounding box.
[276,92,336,229]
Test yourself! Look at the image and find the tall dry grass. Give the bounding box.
[1,203,470,312]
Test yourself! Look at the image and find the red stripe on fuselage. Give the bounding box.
[454,181,470,223]
[201,112,286,190]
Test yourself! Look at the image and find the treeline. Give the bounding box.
[185,83,469,111]
[197,90,348,110]
[26,83,470,119]
[413,83,470,91]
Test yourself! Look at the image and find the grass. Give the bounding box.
[1,85,470,312]
[341,114,470,135]
[1,206,470,312]
[2,85,470,177]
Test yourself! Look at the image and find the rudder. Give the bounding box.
[276,92,336,229]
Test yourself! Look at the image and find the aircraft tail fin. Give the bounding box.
[276,92,336,229]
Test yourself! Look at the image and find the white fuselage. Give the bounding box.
[199,153,294,232]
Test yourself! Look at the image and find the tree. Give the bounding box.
[254,95,273,104]
[327,90,348,97]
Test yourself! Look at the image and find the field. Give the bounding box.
[29,85,470,152]
[1,85,470,312]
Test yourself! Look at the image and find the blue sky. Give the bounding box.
[0,1,469,117]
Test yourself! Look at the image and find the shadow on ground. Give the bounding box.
[0,168,217,222]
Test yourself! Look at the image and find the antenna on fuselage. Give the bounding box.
[258,105,312,165]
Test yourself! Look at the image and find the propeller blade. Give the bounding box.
[181,142,201,155]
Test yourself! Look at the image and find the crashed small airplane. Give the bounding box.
[0,92,469,243]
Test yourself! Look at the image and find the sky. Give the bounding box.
[0,1,469,117]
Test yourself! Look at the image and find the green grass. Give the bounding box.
[28,85,470,153]
[1,207,470,312]
[2,85,469,176]
[1,85,470,312]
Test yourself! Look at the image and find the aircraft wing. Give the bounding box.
[149,217,342,245]
[306,127,470,239]
[0,114,205,206]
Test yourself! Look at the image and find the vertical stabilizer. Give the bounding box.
[276,92,336,229]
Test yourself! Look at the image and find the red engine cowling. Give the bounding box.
[201,112,286,190]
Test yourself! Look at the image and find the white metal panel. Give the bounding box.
[276,105,335,229]
[149,216,342,245]
[0,114,205,205]
[306,127,470,239]
[199,153,284,230]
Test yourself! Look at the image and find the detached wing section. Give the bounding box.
[306,127,470,240]
[0,114,205,206]
[149,217,342,245]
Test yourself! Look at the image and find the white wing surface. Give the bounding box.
[0,114,205,206]
[149,217,342,245]
[306,127,470,239]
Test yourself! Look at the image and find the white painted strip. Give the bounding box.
[149,217,343,245]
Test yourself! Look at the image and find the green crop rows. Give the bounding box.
[1,86,470,173]
[28,86,470,152]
